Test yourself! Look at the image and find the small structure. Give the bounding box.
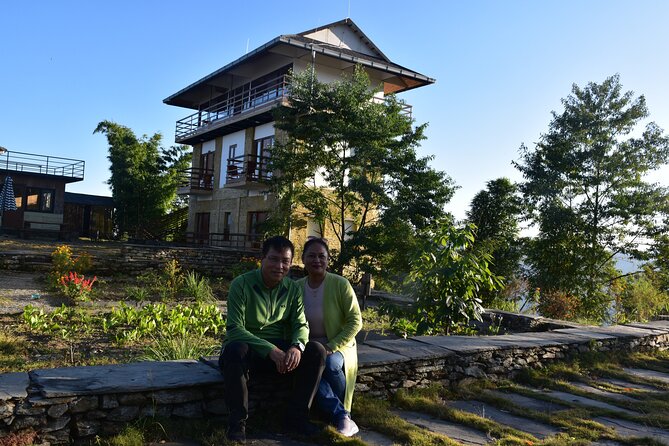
[63,192,115,239]
[0,149,85,239]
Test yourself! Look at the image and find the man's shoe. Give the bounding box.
[336,415,359,437]
[284,417,321,437]
[226,422,246,443]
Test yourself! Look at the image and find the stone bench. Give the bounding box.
[2,320,669,444]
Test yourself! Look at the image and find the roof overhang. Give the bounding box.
[164,34,435,110]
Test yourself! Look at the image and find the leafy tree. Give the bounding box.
[466,177,524,308]
[514,74,669,319]
[270,65,455,279]
[399,218,503,335]
[94,121,190,237]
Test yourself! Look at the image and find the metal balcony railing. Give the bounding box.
[185,231,263,249]
[371,96,413,119]
[226,154,272,184]
[175,75,289,141]
[0,150,85,180]
[178,167,214,192]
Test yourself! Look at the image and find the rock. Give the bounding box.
[117,393,147,405]
[69,396,98,413]
[75,419,100,437]
[101,395,119,409]
[47,404,68,418]
[172,402,203,418]
[43,416,70,432]
[0,402,14,418]
[107,406,140,422]
[150,389,203,405]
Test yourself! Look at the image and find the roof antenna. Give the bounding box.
[347,0,351,18]
[245,38,250,54]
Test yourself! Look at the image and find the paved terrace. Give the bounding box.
[2,319,669,444]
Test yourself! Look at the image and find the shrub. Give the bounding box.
[48,245,93,288]
[182,271,214,302]
[59,272,97,302]
[161,259,183,300]
[536,289,579,320]
[125,286,150,301]
[141,333,219,361]
[613,274,669,323]
[230,256,261,278]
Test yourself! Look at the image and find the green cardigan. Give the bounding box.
[226,269,309,358]
[297,272,363,411]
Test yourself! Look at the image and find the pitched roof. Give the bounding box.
[164,18,434,108]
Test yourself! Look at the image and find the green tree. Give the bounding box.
[515,74,669,320]
[94,121,190,237]
[466,177,524,308]
[401,218,503,334]
[270,65,455,280]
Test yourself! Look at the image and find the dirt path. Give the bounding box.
[0,271,66,314]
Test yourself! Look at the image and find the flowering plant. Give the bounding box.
[59,272,97,302]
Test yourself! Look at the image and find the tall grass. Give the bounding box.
[182,271,215,302]
[140,333,219,361]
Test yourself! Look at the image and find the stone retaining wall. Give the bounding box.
[0,244,259,277]
[2,321,669,445]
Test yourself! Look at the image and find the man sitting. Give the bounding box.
[219,236,326,443]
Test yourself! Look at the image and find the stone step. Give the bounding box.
[449,399,561,439]
[595,377,664,393]
[595,416,669,445]
[393,409,492,445]
[356,428,397,446]
[518,387,639,416]
[567,381,639,402]
[623,367,669,385]
[483,390,567,414]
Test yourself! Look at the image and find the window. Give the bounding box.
[25,188,54,212]
[223,212,233,241]
[250,136,273,181]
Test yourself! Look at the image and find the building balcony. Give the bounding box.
[173,74,414,145]
[0,150,85,183]
[175,75,289,144]
[177,167,214,195]
[225,154,271,190]
[185,231,263,250]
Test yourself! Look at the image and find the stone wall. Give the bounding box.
[3,320,669,445]
[0,244,259,277]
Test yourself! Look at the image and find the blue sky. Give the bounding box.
[2,0,668,220]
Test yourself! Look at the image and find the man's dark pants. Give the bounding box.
[220,340,326,426]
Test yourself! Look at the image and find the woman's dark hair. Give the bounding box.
[302,237,330,257]
[262,236,295,257]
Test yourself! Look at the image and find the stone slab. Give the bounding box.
[596,416,669,444]
[449,400,561,438]
[579,325,666,339]
[567,382,638,402]
[483,390,566,414]
[365,338,454,360]
[498,331,591,346]
[0,372,30,400]
[596,377,663,393]
[393,409,491,445]
[625,320,669,332]
[356,428,397,446]
[31,360,224,397]
[357,344,408,366]
[622,367,669,385]
[553,328,618,341]
[526,388,638,416]
[411,335,504,353]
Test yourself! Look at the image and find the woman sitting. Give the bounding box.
[298,237,363,437]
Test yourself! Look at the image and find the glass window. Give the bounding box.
[25,187,54,212]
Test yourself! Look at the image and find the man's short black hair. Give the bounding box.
[262,236,295,257]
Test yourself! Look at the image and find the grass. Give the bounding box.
[140,333,220,361]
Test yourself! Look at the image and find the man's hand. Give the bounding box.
[284,346,302,372]
[268,348,287,374]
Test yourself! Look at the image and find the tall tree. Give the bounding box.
[270,65,455,280]
[466,177,524,307]
[514,75,669,319]
[94,121,190,237]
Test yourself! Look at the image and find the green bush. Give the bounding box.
[141,333,219,361]
[182,271,214,302]
[613,274,669,323]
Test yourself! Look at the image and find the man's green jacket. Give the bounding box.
[225,269,309,357]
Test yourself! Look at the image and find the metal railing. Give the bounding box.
[178,167,214,191]
[175,75,289,141]
[226,154,272,184]
[371,96,413,119]
[185,231,263,249]
[0,150,85,180]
